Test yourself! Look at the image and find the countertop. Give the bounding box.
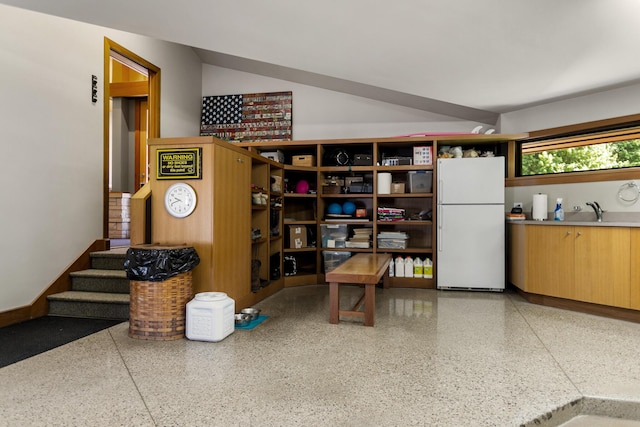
[507,212,640,227]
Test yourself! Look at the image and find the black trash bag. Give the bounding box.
[124,246,200,282]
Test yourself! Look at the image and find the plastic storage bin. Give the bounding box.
[321,224,348,248]
[407,171,433,193]
[322,251,352,273]
[186,292,235,342]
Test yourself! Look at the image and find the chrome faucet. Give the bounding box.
[586,201,604,222]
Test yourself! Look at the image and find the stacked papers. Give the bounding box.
[346,228,372,248]
[377,231,409,249]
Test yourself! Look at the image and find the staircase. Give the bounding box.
[47,247,130,320]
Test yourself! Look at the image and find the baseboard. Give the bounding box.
[512,286,640,324]
[0,239,110,328]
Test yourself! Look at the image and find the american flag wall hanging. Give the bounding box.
[200,91,292,142]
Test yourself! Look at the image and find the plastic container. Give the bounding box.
[395,256,405,278]
[554,198,564,221]
[389,258,395,277]
[321,224,349,248]
[323,251,352,273]
[413,257,423,278]
[404,256,414,278]
[186,292,235,342]
[424,258,433,279]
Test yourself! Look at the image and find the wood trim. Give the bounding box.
[0,239,110,328]
[103,38,111,238]
[134,99,141,192]
[109,81,149,98]
[506,167,640,187]
[512,286,640,324]
[130,183,151,246]
[506,140,516,179]
[235,133,529,149]
[104,37,161,238]
[526,113,640,140]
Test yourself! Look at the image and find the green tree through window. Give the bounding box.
[521,138,640,176]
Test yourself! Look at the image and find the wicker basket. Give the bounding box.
[129,271,193,340]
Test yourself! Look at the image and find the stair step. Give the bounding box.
[47,291,130,320]
[90,247,128,270]
[70,269,130,294]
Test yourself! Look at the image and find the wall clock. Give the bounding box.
[164,182,197,218]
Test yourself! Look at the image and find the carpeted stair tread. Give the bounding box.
[91,247,129,257]
[89,247,128,270]
[70,269,127,279]
[48,291,130,304]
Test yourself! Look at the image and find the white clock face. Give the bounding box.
[164,183,197,218]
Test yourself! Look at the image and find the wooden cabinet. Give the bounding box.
[631,229,640,310]
[508,223,631,308]
[212,144,251,297]
[525,225,575,299]
[575,226,630,307]
[147,136,283,310]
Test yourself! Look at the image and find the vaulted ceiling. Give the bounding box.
[3,0,640,123]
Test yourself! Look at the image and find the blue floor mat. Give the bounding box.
[235,314,269,330]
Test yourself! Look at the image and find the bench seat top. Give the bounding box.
[325,253,392,284]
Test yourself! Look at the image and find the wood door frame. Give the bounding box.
[134,98,149,193]
[103,37,160,238]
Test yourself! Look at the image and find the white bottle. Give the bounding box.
[395,256,405,278]
[389,259,395,277]
[404,256,414,278]
[424,258,433,279]
[413,257,423,278]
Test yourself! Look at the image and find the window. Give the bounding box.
[519,127,640,176]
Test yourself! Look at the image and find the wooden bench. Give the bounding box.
[325,253,392,327]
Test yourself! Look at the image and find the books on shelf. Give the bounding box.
[377,207,405,221]
[346,227,372,248]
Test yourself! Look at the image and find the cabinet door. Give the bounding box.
[631,229,640,310]
[527,225,574,298]
[575,226,630,307]
[212,145,251,299]
[507,224,526,289]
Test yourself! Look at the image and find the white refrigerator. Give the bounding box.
[436,157,505,291]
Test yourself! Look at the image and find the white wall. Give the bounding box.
[500,84,640,216]
[0,5,202,312]
[202,65,487,140]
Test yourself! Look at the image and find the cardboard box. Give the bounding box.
[261,150,284,163]
[390,182,405,194]
[292,155,316,167]
[288,225,307,249]
[413,146,433,165]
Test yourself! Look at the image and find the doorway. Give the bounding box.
[103,38,160,238]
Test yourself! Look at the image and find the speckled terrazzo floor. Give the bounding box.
[1,286,639,426]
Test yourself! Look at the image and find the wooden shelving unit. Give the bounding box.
[238,134,525,289]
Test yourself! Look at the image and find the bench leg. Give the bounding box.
[364,283,375,327]
[329,281,339,324]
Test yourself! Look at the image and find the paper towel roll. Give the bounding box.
[378,173,392,194]
[532,193,548,221]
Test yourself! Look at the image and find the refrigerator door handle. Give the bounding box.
[437,204,443,252]
[438,179,444,204]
